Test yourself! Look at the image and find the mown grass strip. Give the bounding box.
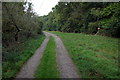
[50,31,119,78]
[35,37,59,78]
[2,35,45,78]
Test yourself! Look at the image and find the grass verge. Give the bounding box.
[34,37,59,78]
[50,31,119,78]
[2,35,45,78]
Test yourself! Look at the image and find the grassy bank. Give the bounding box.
[35,37,59,78]
[50,31,119,78]
[2,35,45,78]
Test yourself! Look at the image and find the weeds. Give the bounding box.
[2,35,45,78]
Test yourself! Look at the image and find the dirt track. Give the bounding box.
[44,31,80,78]
[15,34,50,78]
[15,31,80,78]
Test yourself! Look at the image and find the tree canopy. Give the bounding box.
[41,2,120,38]
[3,2,43,47]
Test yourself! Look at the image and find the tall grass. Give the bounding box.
[50,31,119,78]
[2,35,45,78]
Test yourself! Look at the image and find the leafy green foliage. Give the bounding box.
[35,37,59,78]
[50,31,119,78]
[2,2,43,47]
[42,3,120,37]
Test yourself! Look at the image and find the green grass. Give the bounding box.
[35,37,59,78]
[50,31,119,78]
[2,35,45,78]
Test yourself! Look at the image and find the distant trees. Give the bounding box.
[3,2,43,47]
[41,2,120,37]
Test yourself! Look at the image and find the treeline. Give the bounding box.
[41,2,120,37]
[3,2,43,48]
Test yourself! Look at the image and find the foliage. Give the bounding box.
[2,2,43,48]
[42,3,120,37]
[50,31,119,78]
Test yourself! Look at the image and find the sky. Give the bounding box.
[30,0,60,16]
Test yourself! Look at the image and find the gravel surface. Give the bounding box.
[15,34,50,78]
[44,31,80,78]
[15,31,80,78]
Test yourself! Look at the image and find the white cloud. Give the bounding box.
[31,0,59,16]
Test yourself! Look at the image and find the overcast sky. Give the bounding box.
[30,0,59,16]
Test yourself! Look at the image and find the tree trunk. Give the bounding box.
[3,3,20,41]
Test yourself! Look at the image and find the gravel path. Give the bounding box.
[44,31,80,78]
[15,34,50,78]
[15,31,80,78]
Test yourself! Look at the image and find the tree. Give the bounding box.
[2,2,43,47]
[41,2,120,38]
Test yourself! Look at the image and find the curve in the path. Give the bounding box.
[43,31,80,78]
[15,34,50,78]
